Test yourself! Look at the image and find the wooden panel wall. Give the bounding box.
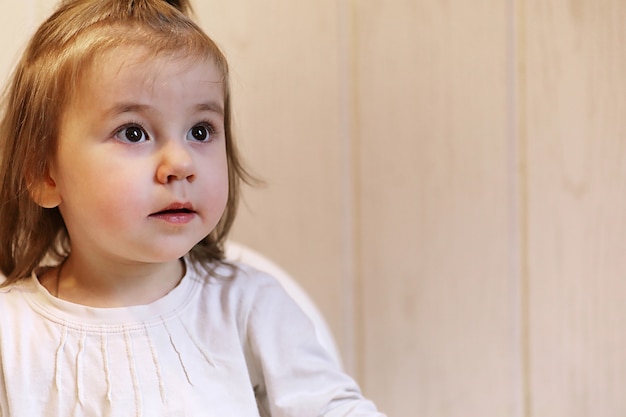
[522,0,626,416]
[1,1,625,416]
[354,1,516,415]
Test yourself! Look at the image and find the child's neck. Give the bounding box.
[41,255,185,308]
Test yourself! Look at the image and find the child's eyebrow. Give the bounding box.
[105,103,152,117]
[104,101,224,117]
[196,102,224,116]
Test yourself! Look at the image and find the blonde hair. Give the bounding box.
[0,0,252,283]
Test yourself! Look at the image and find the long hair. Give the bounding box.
[0,0,253,284]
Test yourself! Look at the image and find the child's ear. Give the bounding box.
[29,172,62,209]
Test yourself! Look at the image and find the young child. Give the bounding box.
[0,0,386,416]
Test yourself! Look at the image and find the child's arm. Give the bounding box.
[242,273,386,417]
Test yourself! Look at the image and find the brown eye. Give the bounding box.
[115,125,148,143]
[125,126,145,142]
[187,124,211,142]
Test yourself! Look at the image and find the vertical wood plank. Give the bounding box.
[521,0,626,415]
[355,0,517,415]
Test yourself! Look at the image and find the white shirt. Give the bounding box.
[0,259,385,417]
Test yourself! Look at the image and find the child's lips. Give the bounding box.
[149,202,197,224]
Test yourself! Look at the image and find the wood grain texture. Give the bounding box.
[521,0,626,415]
[354,0,517,415]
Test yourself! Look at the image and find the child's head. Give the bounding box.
[0,0,250,282]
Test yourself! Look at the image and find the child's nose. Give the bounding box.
[155,140,196,184]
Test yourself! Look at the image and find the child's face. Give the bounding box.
[40,46,229,266]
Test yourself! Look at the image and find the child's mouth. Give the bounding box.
[156,208,193,215]
[150,203,196,223]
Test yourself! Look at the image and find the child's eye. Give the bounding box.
[187,123,213,142]
[115,125,148,143]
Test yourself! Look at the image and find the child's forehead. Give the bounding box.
[82,45,222,87]
[68,45,225,108]
[93,44,218,73]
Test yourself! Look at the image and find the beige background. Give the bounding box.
[1,1,625,416]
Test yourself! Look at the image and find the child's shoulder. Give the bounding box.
[190,259,281,288]
[187,259,288,304]
[184,258,301,330]
[0,275,37,323]
[0,275,31,296]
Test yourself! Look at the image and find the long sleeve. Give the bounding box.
[242,276,386,417]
